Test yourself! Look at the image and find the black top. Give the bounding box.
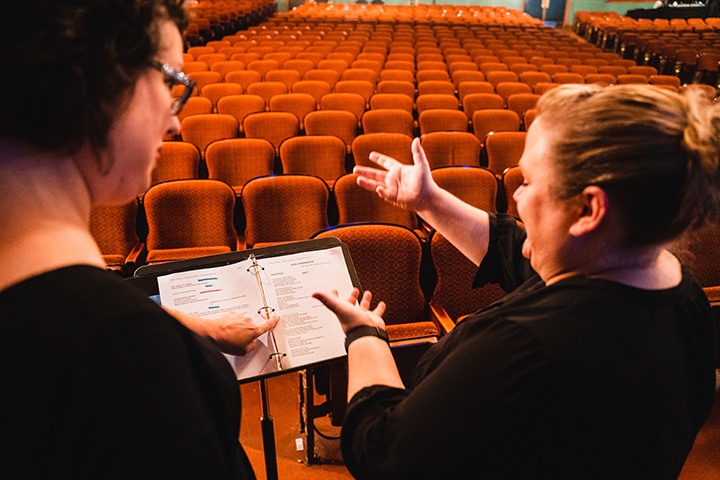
[0,265,255,479]
[341,214,716,480]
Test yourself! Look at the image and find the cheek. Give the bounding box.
[515,189,535,219]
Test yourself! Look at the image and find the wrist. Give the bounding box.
[414,183,442,218]
[344,325,389,352]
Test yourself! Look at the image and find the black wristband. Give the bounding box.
[344,325,389,352]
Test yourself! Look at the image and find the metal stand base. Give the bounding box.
[260,378,279,480]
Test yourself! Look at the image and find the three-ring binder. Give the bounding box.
[247,253,286,371]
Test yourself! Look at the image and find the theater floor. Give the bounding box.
[239,371,720,480]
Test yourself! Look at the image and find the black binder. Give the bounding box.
[127,236,361,384]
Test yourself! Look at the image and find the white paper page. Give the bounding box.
[258,246,351,368]
[156,261,282,379]
[155,246,352,380]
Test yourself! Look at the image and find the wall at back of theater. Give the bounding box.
[279,0,656,29]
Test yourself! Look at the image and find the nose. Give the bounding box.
[166,115,181,137]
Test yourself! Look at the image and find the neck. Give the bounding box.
[547,248,681,290]
[0,142,105,291]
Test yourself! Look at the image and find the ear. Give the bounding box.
[568,185,608,237]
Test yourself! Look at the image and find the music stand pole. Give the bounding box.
[260,378,279,480]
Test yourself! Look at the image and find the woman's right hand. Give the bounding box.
[353,137,437,214]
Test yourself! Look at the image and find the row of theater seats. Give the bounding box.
[95,6,716,277]
[175,109,530,172]
[94,7,720,403]
[93,173,518,388]
[160,124,526,190]
[92,164,523,271]
[573,11,720,87]
[184,0,277,46]
[282,3,543,27]
[165,15,704,196]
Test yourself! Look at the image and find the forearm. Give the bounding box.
[166,307,212,338]
[347,336,404,398]
[416,186,491,266]
[164,307,279,355]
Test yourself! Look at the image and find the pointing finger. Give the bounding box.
[256,315,280,335]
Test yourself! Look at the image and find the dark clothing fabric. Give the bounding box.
[0,265,255,480]
[341,214,716,480]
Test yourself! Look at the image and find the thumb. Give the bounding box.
[411,137,430,170]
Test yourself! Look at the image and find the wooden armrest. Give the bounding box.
[428,301,457,334]
[123,242,146,276]
[389,336,439,348]
[125,242,145,265]
[703,286,720,307]
[385,321,439,342]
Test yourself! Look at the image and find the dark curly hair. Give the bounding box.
[0,0,190,156]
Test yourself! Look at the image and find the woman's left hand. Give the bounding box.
[312,288,386,334]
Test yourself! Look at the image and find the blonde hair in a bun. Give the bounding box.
[535,83,720,248]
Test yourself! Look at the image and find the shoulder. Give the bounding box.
[415,307,555,390]
[1,265,185,354]
[1,264,236,394]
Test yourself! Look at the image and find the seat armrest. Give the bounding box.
[704,286,720,307]
[428,301,457,334]
[123,242,146,277]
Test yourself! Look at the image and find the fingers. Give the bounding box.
[255,315,280,335]
[354,165,388,180]
[313,288,380,310]
[313,288,369,318]
[243,338,258,354]
[311,290,346,314]
[355,173,383,194]
[368,151,402,171]
[359,290,373,310]
[373,300,387,317]
[346,288,361,305]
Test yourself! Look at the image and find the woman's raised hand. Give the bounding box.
[353,137,437,213]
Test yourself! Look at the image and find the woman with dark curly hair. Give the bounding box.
[314,84,719,479]
[0,1,276,478]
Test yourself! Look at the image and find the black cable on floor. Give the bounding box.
[312,418,341,440]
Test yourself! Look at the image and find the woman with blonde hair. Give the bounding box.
[314,84,719,479]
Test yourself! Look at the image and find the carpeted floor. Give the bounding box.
[678,380,720,480]
[239,370,720,480]
[240,372,352,480]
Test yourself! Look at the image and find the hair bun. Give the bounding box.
[681,87,720,229]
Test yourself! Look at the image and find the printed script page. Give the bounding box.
[156,246,351,381]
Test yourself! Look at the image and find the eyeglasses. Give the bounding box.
[148,60,196,115]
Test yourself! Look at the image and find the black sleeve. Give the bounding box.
[92,293,249,480]
[339,317,557,480]
[0,268,250,480]
[473,213,535,293]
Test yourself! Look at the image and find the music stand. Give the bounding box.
[127,238,361,480]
